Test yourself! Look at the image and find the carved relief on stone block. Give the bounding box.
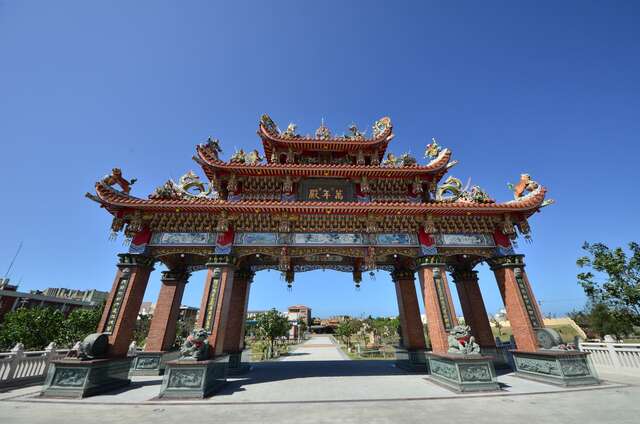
[52,368,89,387]
[167,369,204,388]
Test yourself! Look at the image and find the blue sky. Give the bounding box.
[1,1,638,318]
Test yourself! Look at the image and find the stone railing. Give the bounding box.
[578,340,640,375]
[0,343,70,390]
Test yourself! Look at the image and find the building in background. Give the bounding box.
[179,305,199,322]
[40,287,108,304]
[287,305,311,324]
[0,278,99,323]
[287,305,312,340]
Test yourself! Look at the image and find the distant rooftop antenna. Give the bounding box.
[3,241,23,280]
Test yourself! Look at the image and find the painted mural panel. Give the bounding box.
[293,233,365,245]
[149,232,217,245]
[234,232,280,246]
[376,233,418,246]
[435,233,495,247]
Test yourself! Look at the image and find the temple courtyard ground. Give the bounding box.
[1,335,638,423]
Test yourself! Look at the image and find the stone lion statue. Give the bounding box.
[180,328,210,361]
[447,325,481,355]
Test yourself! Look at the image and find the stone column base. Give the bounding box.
[395,347,428,373]
[480,347,511,370]
[227,351,251,375]
[41,358,132,398]
[159,356,229,399]
[130,351,181,376]
[426,353,500,392]
[511,350,600,387]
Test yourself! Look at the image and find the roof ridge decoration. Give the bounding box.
[202,137,222,160]
[101,168,137,194]
[259,114,392,143]
[435,176,494,204]
[91,182,548,215]
[506,174,555,207]
[149,170,218,200]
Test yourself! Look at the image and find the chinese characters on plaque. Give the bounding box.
[298,179,354,202]
[307,187,345,201]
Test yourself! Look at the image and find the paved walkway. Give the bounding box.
[280,335,349,361]
[1,339,639,423]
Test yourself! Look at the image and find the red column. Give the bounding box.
[223,269,254,354]
[145,270,189,352]
[416,256,458,354]
[392,269,426,351]
[98,253,154,357]
[196,255,236,357]
[489,255,543,352]
[451,267,496,348]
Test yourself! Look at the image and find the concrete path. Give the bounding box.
[1,342,639,423]
[280,335,349,361]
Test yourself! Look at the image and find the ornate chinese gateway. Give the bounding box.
[41,114,598,399]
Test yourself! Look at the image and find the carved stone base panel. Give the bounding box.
[129,351,181,376]
[395,348,428,373]
[512,351,600,387]
[426,353,500,393]
[159,356,230,399]
[41,358,132,398]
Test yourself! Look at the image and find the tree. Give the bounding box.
[577,242,640,319]
[569,303,634,339]
[0,307,64,350]
[255,308,290,356]
[491,317,504,338]
[132,314,152,347]
[335,318,359,349]
[297,320,308,340]
[58,307,103,346]
[174,315,196,348]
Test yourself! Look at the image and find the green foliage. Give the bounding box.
[254,308,290,351]
[0,307,65,350]
[362,316,400,345]
[133,314,152,347]
[298,320,308,336]
[174,315,196,348]
[577,242,640,318]
[569,303,634,339]
[58,306,103,346]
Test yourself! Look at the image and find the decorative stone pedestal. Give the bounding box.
[426,353,500,392]
[159,355,229,399]
[511,350,600,387]
[130,351,181,376]
[227,351,251,375]
[41,358,132,398]
[395,347,428,372]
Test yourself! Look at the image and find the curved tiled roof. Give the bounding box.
[196,144,453,179]
[89,181,547,217]
[258,119,394,161]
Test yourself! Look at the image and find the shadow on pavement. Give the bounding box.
[217,360,406,397]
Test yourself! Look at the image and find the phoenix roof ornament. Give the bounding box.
[424,138,442,159]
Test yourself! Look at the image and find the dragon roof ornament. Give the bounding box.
[149,170,217,200]
[436,176,494,204]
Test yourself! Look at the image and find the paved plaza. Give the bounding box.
[1,335,639,423]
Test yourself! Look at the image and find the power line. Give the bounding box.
[3,241,23,279]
